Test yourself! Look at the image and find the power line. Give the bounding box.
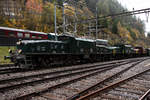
[75,7,150,24]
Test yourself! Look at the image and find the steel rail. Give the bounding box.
[139,89,150,100]
[12,60,136,100]
[0,57,144,77]
[0,57,137,75]
[66,60,144,100]
[0,57,143,85]
[0,67,20,72]
[0,64,14,67]
[77,66,150,100]
[0,61,130,92]
[0,60,127,84]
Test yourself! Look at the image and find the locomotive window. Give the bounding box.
[8,31,15,37]
[25,34,30,38]
[17,32,23,38]
[0,30,6,36]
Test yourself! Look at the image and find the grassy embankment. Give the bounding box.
[0,46,15,64]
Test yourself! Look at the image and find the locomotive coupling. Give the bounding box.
[4,56,11,60]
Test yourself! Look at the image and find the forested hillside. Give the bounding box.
[0,0,150,47]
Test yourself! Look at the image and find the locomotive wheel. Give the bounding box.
[40,57,51,67]
[18,63,24,68]
[18,60,26,68]
[41,59,47,67]
[45,58,51,67]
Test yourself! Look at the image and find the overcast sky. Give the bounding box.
[117,0,150,34]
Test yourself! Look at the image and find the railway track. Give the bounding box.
[0,61,133,99]
[0,58,146,100]
[0,64,15,72]
[0,57,149,100]
[139,89,150,100]
[69,61,150,100]
[0,57,145,79]
[0,57,147,76]
[0,64,14,67]
[42,60,144,100]
[0,61,130,91]
[0,58,128,75]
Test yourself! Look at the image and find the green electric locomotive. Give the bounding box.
[114,44,135,58]
[5,34,97,68]
[96,39,119,60]
[5,33,150,68]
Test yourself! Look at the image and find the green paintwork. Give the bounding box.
[114,44,133,54]
[146,48,150,56]
[17,40,67,54]
[48,33,58,40]
[96,45,118,54]
[58,34,96,54]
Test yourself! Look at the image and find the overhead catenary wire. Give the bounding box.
[72,7,150,24]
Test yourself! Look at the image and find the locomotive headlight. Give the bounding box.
[17,39,22,45]
[18,49,22,54]
[8,49,12,53]
[17,41,21,45]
